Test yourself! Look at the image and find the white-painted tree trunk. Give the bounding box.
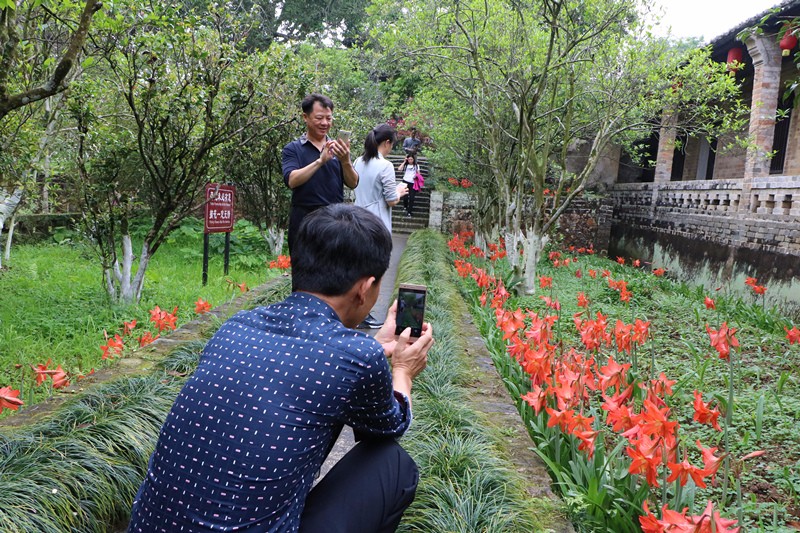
[103,234,151,304]
[521,230,548,295]
[266,226,284,256]
[0,187,24,269]
[5,215,16,263]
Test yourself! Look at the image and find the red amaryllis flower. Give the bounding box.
[632,319,650,345]
[34,359,54,386]
[51,366,70,389]
[692,390,722,431]
[101,333,125,360]
[745,276,758,287]
[785,326,800,344]
[704,296,716,310]
[588,269,597,279]
[269,255,291,269]
[616,256,625,265]
[521,385,547,415]
[599,354,631,392]
[138,331,160,347]
[195,298,211,314]
[122,319,137,335]
[150,305,179,332]
[653,268,666,276]
[689,501,741,533]
[706,322,739,360]
[576,292,589,308]
[497,308,526,341]
[696,440,724,479]
[667,458,709,488]
[0,386,24,412]
[633,259,641,267]
[539,276,553,289]
[752,284,767,295]
[574,269,582,278]
[540,296,560,310]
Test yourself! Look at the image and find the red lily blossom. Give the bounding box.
[614,321,634,353]
[539,276,553,289]
[744,276,758,287]
[692,390,722,431]
[138,331,160,347]
[576,292,589,308]
[521,385,547,415]
[101,333,125,360]
[690,501,741,533]
[667,458,709,488]
[632,319,650,345]
[616,256,625,265]
[540,296,560,310]
[638,399,679,442]
[497,308,526,341]
[268,255,291,269]
[653,268,666,276]
[34,359,54,385]
[704,296,716,310]
[588,269,597,279]
[123,319,137,335]
[195,298,211,314]
[150,305,179,332]
[601,269,611,278]
[785,326,800,344]
[0,386,24,413]
[696,440,724,479]
[633,259,641,267]
[51,366,70,389]
[599,355,631,392]
[706,322,739,360]
[626,436,662,487]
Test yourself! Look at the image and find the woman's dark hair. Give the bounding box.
[362,123,396,163]
[405,153,417,166]
[301,93,334,114]
[291,204,392,296]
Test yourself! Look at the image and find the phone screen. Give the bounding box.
[337,130,351,142]
[395,284,426,337]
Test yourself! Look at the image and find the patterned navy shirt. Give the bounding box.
[129,292,411,532]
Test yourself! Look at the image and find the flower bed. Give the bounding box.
[449,231,800,532]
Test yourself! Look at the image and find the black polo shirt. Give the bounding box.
[282,134,344,207]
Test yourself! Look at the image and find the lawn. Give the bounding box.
[0,219,279,412]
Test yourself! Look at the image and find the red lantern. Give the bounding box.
[780,28,797,57]
[727,47,744,73]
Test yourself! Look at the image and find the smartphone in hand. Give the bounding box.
[337,130,351,143]
[395,283,427,338]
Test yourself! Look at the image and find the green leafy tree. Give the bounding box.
[67,0,280,303]
[370,0,747,294]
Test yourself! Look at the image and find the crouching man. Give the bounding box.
[129,203,434,532]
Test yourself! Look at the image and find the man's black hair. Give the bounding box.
[301,93,334,114]
[292,204,392,296]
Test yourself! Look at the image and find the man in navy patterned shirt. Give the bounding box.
[129,204,434,532]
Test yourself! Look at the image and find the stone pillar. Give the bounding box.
[738,33,781,221]
[654,112,678,183]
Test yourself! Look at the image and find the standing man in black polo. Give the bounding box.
[282,93,359,254]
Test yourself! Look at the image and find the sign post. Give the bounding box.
[203,183,236,286]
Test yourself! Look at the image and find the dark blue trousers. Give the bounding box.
[299,440,418,533]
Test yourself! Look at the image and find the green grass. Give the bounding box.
[0,229,277,410]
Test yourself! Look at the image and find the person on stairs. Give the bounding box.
[354,124,408,329]
[397,153,420,218]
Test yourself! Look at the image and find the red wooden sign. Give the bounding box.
[204,183,236,233]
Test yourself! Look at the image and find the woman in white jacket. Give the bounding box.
[353,123,408,329]
[354,124,408,232]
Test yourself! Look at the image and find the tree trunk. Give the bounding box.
[266,226,284,256]
[521,230,548,295]
[0,187,24,269]
[5,215,16,263]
